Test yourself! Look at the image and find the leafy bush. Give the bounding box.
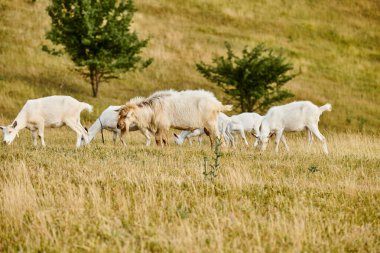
[196,42,295,112]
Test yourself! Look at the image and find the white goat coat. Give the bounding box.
[174,112,231,145]
[87,105,151,146]
[226,112,263,147]
[259,101,331,154]
[174,128,205,146]
[154,90,229,130]
[1,96,92,147]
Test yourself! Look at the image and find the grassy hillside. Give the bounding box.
[0,0,379,131]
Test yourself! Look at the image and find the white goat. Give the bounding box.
[173,112,231,146]
[225,112,263,148]
[1,96,92,148]
[86,105,151,146]
[173,128,204,146]
[117,90,232,147]
[259,101,332,154]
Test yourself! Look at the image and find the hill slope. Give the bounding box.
[0,0,379,131]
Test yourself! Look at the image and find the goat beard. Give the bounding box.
[120,127,127,137]
[124,122,131,134]
[118,120,129,136]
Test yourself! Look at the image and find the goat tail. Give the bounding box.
[319,103,332,113]
[220,104,233,112]
[81,102,93,113]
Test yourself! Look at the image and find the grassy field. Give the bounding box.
[0,0,380,252]
[0,130,379,252]
[0,0,379,130]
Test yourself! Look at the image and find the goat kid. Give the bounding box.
[226,112,263,148]
[173,128,204,146]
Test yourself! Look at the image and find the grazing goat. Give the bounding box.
[225,112,263,147]
[1,96,92,148]
[173,112,231,146]
[173,128,204,146]
[117,90,232,147]
[259,101,332,154]
[86,105,151,146]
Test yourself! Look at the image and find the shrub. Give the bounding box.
[196,42,295,112]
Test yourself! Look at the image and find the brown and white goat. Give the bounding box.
[116,90,232,147]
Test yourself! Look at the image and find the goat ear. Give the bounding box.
[12,121,17,128]
[0,126,4,130]
[173,133,178,138]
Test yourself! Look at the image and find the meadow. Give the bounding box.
[0,0,379,130]
[0,0,379,252]
[0,130,379,252]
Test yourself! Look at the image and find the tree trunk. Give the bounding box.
[247,98,254,112]
[91,82,97,98]
[239,95,245,112]
[90,67,100,97]
[94,76,100,98]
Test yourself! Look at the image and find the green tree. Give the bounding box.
[44,0,152,97]
[196,42,295,112]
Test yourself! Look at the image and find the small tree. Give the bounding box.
[196,42,295,112]
[44,0,152,97]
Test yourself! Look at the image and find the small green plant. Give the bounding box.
[176,204,191,219]
[357,116,367,132]
[308,165,319,173]
[203,138,222,181]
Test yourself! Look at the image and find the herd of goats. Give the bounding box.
[0,89,332,154]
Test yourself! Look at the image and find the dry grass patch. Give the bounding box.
[0,130,379,252]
